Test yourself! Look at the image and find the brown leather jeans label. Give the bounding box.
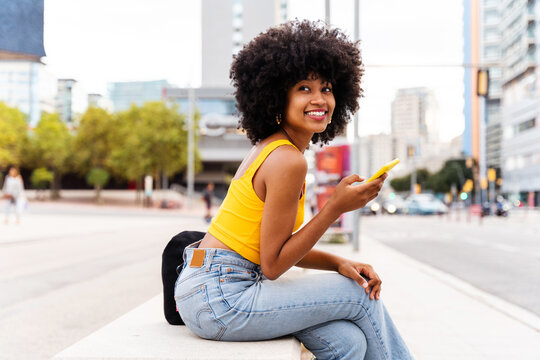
[190,249,205,268]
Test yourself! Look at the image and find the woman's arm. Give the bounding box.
[295,248,383,300]
[257,147,386,281]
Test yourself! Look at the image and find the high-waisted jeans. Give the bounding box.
[174,241,414,360]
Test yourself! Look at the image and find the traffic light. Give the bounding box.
[462,179,473,193]
[460,192,468,201]
[477,69,489,97]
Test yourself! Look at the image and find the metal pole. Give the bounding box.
[325,0,331,27]
[352,0,361,252]
[479,96,487,204]
[187,88,195,209]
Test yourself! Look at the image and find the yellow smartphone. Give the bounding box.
[365,158,400,183]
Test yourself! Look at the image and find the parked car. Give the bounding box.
[359,200,380,215]
[404,194,448,215]
[382,195,406,214]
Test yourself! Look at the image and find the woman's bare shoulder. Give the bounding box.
[263,145,307,180]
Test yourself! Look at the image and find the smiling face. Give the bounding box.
[284,74,335,136]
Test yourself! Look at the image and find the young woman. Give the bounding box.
[3,167,25,225]
[175,20,413,360]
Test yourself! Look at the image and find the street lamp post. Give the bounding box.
[352,0,361,252]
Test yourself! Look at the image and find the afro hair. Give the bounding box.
[230,19,363,145]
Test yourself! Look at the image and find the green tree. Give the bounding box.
[389,168,430,193]
[108,101,200,202]
[0,102,28,169]
[30,167,54,200]
[86,167,110,204]
[72,106,116,199]
[25,112,72,199]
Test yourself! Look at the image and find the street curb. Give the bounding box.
[370,236,540,333]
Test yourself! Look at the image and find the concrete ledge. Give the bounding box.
[54,295,301,360]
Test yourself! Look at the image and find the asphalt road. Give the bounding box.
[0,204,207,359]
[359,211,540,317]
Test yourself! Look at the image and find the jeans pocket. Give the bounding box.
[175,284,226,340]
[218,266,256,310]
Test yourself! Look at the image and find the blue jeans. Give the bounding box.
[175,241,414,360]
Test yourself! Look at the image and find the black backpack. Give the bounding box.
[161,230,205,325]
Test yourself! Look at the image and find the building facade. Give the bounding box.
[108,80,169,112]
[0,0,56,126]
[482,0,503,171]
[390,87,443,176]
[165,87,251,194]
[201,0,287,87]
[498,0,540,205]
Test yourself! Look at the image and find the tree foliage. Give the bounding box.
[72,106,115,173]
[390,159,474,195]
[86,167,110,203]
[25,112,72,198]
[0,102,28,169]
[108,101,200,189]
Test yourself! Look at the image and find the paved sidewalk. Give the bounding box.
[314,238,540,360]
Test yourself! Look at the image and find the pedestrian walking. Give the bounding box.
[2,167,26,225]
[175,20,413,359]
[202,182,214,223]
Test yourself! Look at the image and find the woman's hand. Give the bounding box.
[325,173,388,216]
[337,260,382,300]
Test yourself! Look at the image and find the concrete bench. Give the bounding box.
[54,294,302,360]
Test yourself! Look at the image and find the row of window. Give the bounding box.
[503,117,537,139]
[504,151,540,171]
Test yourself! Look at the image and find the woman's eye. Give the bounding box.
[299,86,309,91]
[323,87,333,93]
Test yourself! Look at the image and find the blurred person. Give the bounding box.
[202,182,214,223]
[2,167,26,224]
[175,20,413,359]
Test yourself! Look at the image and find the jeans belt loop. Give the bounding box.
[205,249,216,271]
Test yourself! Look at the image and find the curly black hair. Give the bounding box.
[230,20,363,145]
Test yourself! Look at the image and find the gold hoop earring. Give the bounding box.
[276,113,282,125]
[328,117,332,124]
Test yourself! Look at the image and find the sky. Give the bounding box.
[43,0,464,142]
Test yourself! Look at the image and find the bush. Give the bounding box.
[86,168,110,188]
[31,167,54,189]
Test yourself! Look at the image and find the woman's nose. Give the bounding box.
[310,91,325,105]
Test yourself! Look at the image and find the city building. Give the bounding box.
[165,87,251,190]
[0,0,56,126]
[481,0,503,171]
[390,87,444,176]
[168,0,287,191]
[201,0,287,87]
[498,0,540,205]
[55,79,87,123]
[108,80,169,112]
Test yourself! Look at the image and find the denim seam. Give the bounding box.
[363,305,390,360]
[177,268,220,285]
[174,285,204,302]
[297,329,340,360]
[218,298,370,315]
[203,283,228,340]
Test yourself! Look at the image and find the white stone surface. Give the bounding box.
[54,295,301,360]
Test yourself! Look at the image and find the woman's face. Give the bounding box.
[9,168,17,177]
[284,74,335,135]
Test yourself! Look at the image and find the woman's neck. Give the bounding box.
[279,127,310,153]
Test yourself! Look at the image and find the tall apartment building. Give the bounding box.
[0,0,56,126]
[498,0,540,205]
[481,0,503,171]
[202,0,287,87]
[391,87,439,144]
[167,0,287,192]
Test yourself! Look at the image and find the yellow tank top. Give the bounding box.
[208,139,305,265]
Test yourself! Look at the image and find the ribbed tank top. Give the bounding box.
[208,139,305,265]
